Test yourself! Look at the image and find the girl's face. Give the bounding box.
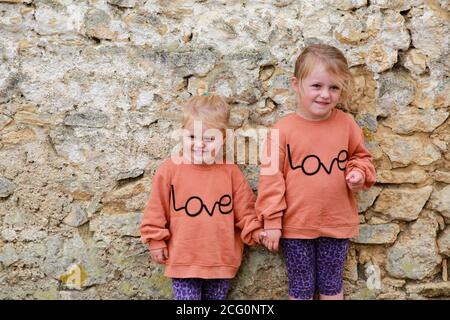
[182,120,224,164]
[292,63,342,121]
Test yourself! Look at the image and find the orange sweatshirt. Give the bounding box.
[140,158,262,279]
[256,109,376,239]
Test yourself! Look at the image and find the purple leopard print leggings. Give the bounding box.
[281,237,349,300]
[172,278,231,300]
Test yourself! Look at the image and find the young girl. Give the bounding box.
[140,91,263,300]
[256,44,376,300]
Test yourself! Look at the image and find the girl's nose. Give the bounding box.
[194,139,205,148]
[320,89,330,98]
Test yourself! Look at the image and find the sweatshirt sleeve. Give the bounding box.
[345,124,376,189]
[140,162,171,250]
[233,175,262,246]
[255,128,287,230]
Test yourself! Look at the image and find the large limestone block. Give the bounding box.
[402,49,429,75]
[149,46,218,78]
[334,14,368,45]
[379,10,410,50]
[373,186,433,221]
[383,108,449,134]
[406,282,450,298]
[409,5,450,59]
[379,133,441,167]
[107,0,137,8]
[377,71,415,117]
[428,185,450,218]
[90,212,143,238]
[352,223,400,244]
[432,170,450,184]
[0,177,15,198]
[376,169,428,184]
[356,186,382,212]
[326,0,367,10]
[42,234,108,287]
[437,227,450,256]
[386,218,441,280]
[371,0,412,10]
[365,41,398,73]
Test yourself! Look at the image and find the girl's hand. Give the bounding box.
[150,247,169,264]
[262,229,282,252]
[346,170,364,192]
[252,229,267,244]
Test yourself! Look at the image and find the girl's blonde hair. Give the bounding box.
[294,44,353,107]
[182,85,230,130]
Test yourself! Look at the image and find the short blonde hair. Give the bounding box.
[294,44,353,107]
[182,94,231,130]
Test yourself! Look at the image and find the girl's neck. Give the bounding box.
[296,107,333,121]
[182,154,226,166]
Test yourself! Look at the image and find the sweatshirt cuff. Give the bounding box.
[148,240,167,250]
[264,217,282,230]
[250,228,264,245]
[352,168,366,181]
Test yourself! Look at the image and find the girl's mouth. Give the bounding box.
[193,149,206,155]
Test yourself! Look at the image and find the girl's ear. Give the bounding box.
[291,76,301,95]
[291,76,299,88]
[291,77,302,95]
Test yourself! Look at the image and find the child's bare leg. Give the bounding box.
[319,291,344,300]
[289,295,313,300]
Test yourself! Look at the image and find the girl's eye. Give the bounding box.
[311,84,321,88]
[331,86,340,91]
[204,137,215,142]
[188,135,195,139]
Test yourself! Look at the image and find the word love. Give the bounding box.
[171,185,233,217]
[287,144,348,176]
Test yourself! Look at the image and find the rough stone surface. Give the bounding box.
[383,108,449,134]
[373,186,433,221]
[62,204,89,228]
[406,282,450,298]
[437,227,450,257]
[432,170,450,184]
[376,169,429,184]
[0,0,448,300]
[0,177,16,198]
[356,186,382,213]
[428,185,450,218]
[379,133,442,168]
[352,223,400,244]
[386,217,442,280]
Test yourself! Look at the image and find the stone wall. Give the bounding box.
[0,0,449,299]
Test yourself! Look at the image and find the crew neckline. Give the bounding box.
[293,108,338,124]
[182,162,220,170]
[170,156,229,170]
